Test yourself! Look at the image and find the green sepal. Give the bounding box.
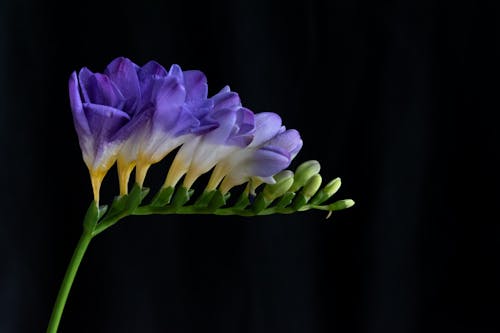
[124,184,143,213]
[82,201,99,234]
[150,187,174,207]
[103,195,128,221]
[207,191,230,210]
[99,184,143,223]
[98,205,108,219]
[251,192,269,214]
[275,192,295,209]
[171,187,193,208]
[140,187,150,201]
[233,193,250,209]
[194,190,217,208]
[292,193,308,210]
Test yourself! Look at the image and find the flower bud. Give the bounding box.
[302,174,322,200]
[327,199,355,211]
[263,170,294,201]
[310,177,342,205]
[289,160,321,192]
[324,177,341,197]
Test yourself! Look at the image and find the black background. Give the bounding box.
[1,0,499,332]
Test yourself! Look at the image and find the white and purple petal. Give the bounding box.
[206,113,302,193]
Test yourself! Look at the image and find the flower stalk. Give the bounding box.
[46,231,93,333]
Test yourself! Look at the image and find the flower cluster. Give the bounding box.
[48,58,353,333]
[69,57,302,204]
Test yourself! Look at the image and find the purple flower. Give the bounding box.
[206,112,303,194]
[163,87,255,189]
[131,62,223,188]
[69,57,209,202]
[69,57,145,203]
[70,57,304,202]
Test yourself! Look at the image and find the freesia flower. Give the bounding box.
[132,64,217,188]
[70,57,301,204]
[69,57,147,204]
[70,57,218,202]
[57,56,353,333]
[206,112,303,194]
[163,86,255,189]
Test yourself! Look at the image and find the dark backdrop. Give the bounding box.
[1,0,499,332]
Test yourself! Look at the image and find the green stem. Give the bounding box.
[46,231,93,333]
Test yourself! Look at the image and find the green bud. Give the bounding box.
[327,199,355,211]
[263,170,294,201]
[324,177,341,197]
[301,174,322,200]
[310,177,342,206]
[289,160,321,192]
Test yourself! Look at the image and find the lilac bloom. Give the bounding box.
[163,87,255,189]
[133,64,217,187]
[70,57,213,201]
[69,57,145,203]
[206,112,303,194]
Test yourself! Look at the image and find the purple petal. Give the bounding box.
[83,103,130,143]
[218,86,231,94]
[250,112,283,147]
[211,86,241,110]
[153,77,190,133]
[248,146,291,177]
[139,61,168,80]
[191,121,219,135]
[78,69,123,107]
[140,76,165,105]
[183,70,208,101]
[69,71,90,137]
[138,62,170,104]
[111,105,154,142]
[188,99,219,135]
[168,64,184,82]
[236,107,255,133]
[171,106,200,136]
[227,107,255,147]
[264,129,303,158]
[77,67,93,103]
[203,108,237,144]
[104,57,141,113]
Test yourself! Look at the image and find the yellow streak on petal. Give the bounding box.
[219,177,235,195]
[90,170,106,206]
[117,157,136,196]
[249,177,264,195]
[135,159,151,188]
[206,163,230,192]
[182,169,200,190]
[164,154,190,188]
